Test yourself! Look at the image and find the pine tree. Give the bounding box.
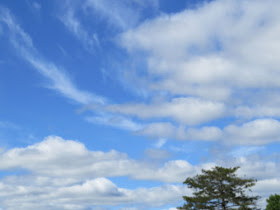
[178,166,260,210]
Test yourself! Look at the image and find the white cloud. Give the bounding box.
[138,123,176,139]
[254,179,280,195]
[138,122,222,141]
[0,7,104,105]
[0,136,198,209]
[224,119,280,145]
[0,136,202,182]
[59,8,100,51]
[57,0,158,53]
[107,97,225,125]
[0,175,190,209]
[154,138,167,148]
[116,0,280,140]
[120,0,280,97]
[235,103,280,119]
[0,136,278,208]
[136,118,280,146]
[84,0,137,30]
[86,114,143,131]
[144,148,170,160]
[83,0,158,30]
[27,56,104,104]
[236,156,280,180]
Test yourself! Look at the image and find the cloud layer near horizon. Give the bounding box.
[0,136,279,209]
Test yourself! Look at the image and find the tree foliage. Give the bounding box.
[178,166,260,210]
[266,194,280,210]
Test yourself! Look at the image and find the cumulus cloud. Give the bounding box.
[120,0,280,97]
[115,0,280,139]
[0,175,191,209]
[0,136,278,209]
[224,118,280,145]
[137,118,280,145]
[0,136,202,182]
[0,136,199,209]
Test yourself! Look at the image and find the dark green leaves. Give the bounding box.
[266,194,280,210]
[178,166,260,210]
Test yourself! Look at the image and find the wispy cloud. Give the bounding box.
[0,7,104,105]
[57,0,159,52]
[32,2,41,11]
[0,120,20,130]
[83,0,151,30]
[86,114,143,131]
[59,8,100,52]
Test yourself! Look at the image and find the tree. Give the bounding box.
[266,194,280,210]
[178,166,260,210]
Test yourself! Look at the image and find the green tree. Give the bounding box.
[266,194,280,210]
[178,166,260,210]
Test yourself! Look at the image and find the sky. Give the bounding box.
[0,0,280,209]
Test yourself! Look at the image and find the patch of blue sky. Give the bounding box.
[167,140,214,164]
[0,169,30,179]
[159,0,212,13]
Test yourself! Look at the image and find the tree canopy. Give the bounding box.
[266,194,280,210]
[178,166,260,210]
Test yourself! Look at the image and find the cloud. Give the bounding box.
[137,118,280,145]
[0,7,104,105]
[224,119,280,145]
[27,56,105,104]
[120,0,280,98]
[0,136,278,208]
[107,97,225,125]
[138,122,222,141]
[83,0,158,30]
[0,175,191,209]
[59,8,100,52]
[32,2,41,11]
[58,0,159,52]
[0,121,20,130]
[116,0,280,141]
[144,148,171,160]
[0,136,203,182]
[0,136,198,209]
[154,138,167,148]
[84,0,138,30]
[86,114,143,131]
[229,146,265,158]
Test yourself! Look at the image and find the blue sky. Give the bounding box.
[0,0,280,209]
